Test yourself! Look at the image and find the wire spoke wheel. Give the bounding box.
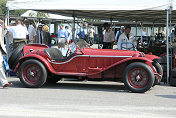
[128,68,149,88]
[123,62,154,93]
[23,64,42,84]
[19,59,47,88]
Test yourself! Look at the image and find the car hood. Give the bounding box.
[81,48,140,57]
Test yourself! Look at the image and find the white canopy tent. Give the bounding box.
[7,0,176,83]
[6,0,176,23]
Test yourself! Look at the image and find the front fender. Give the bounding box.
[15,54,57,74]
[99,57,157,78]
[89,57,155,77]
[105,57,153,71]
[144,54,161,60]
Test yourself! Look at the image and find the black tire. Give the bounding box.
[8,45,24,70]
[152,61,163,86]
[11,51,24,70]
[47,75,61,83]
[19,59,47,88]
[123,62,154,93]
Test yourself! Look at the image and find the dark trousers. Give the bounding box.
[89,37,94,46]
[102,42,112,49]
[13,39,27,50]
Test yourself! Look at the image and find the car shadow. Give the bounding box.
[44,82,127,93]
[155,95,176,99]
[8,79,128,93]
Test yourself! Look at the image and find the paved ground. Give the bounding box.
[0,77,176,118]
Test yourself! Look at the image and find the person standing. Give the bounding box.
[102,23,115,49]
[170,30,175,42]
[77,23,88,43]
[57,24,68,46]
[117,25,136,50]
[89,26,95,46]
[24,20,36,44]
[65,26,72,43]
[5,19,28,50]
[36,25,49,45]
[0,19,12,88]
[43,25,51,47]
[115,26,125,43]
[142,28,147,36]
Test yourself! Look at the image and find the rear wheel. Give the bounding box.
[19,59,47,88]
[123,62,154,93]
[8,45,24,70]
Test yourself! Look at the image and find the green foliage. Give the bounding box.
[0,0,7,15]
[10,10,27,16]
[36,12,49,18]
[0,0,26,16]
[29,11,49,18]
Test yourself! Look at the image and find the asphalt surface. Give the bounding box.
[0,77,176,118]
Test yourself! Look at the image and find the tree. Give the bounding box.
[0,0,7,15]
[0,0,26,16]
[29,11,49,18]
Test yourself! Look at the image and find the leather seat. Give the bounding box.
[44,48,66,61]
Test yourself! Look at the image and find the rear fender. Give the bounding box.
[15,54,57,74]
[23,44,48,55]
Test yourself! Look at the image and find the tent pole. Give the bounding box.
[153,22,155,37]
[6,7,10,59]
[49,20,51,33]
[169,9,172,71]
[141,22,143,42]
[166,9,170,83]
[135,20,137,38]
[72,14,76,41]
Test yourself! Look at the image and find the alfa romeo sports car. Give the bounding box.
[8,43,163,93]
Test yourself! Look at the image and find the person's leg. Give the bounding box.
[13,39,27,50]
[107,43,112,49]
[0,68,8,86]
[13,40,18,50]
[0,51,9,87]
[90,38,93,46]
[103,42,108,49]
[28,40,34,44]
[58,38,66,48]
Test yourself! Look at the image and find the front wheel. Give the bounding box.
[123,62,154,93]
[152,61,163,87]
[19,59,47,88]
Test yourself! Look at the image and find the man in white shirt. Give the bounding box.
[117,25,136,50]
[89,26,95,46]
[24,20,36,44]
[103,23,115,49]
[6,19,28,50]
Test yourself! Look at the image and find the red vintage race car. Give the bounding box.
[8,43,163,93]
